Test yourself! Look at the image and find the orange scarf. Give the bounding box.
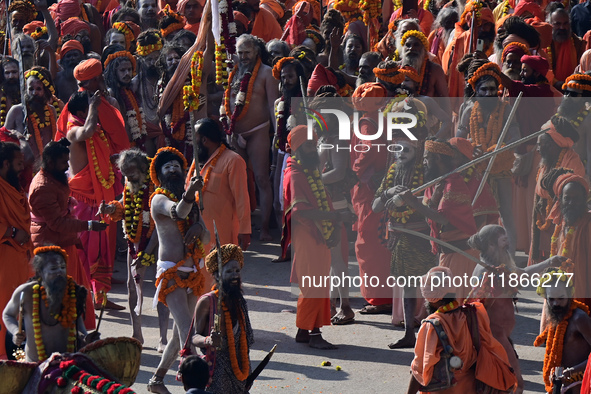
[555,39,577,82]
[0,176,32,254]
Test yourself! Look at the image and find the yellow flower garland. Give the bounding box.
[182,51,204,111]
[89,127,115,189]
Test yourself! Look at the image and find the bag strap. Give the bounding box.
[423,318,453,355]
[462,304,481,353]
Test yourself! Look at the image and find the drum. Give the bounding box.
[79,337,142,386]
[0,360,37,394]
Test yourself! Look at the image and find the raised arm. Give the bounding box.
[34,0,58,52]
[66,91,100,143]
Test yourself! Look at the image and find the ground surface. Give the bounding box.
[100,233,549,394]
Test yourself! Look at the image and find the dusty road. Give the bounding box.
[100,235,548,394]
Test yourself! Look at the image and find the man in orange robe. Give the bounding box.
[187,118,251,289]
[285,126,338,349]
[176,0,204,35]
[28,139,108,330]
[407,266,516,393]
[55,59,130,308]
[442,4,495,110]
[547,8,585,90]
[529,117,584,266]
[548,173,591,307]
[0,142,33,359]
[247,0,282,41]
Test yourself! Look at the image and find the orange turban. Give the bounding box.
[546,124,574,149]
[449,137,474,160]
[308,64,339,96]
[233,11,249,29]
[60,17,90,36]
[548,173,589,223]
[287,125,316,153]
[352,82,387,113]
[514,0,543,20]
[421,266,454,303]
[73,58,102,81]
[23,20,43,35]
[480,8,494,25]
[61,39,84,57]
[176,0,206,15]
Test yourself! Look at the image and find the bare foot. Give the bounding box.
[359,304,392,315]
[271,255,290,262]
[331,309,355,325]
[388,335,416,349]
[259,231,273,242]
[157,339,167,353]
[295,328,310,343]
[147,377,171,394]
[309,334,338,349]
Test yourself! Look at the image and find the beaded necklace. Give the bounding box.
[436,300,459,313]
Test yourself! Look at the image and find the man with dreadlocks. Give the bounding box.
[398,29,450,114]
[529,116,584,266]
[8,0,38,38]
[373,100,437,349]
[3,246,91,363]
[99,149,165,346]
[456,58,520,256]
[271,57,305,243]
[0,58,21,128]
[192,244,254,393]
[5,66,58,160]
[135,29,163,156]
[103,45,148,150]
[559,72,591,175]
[147,146,209,393]
[534,269,591,393]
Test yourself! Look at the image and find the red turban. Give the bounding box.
[449,137,474,160]
[55,0,81,21]
[23,21,44,35]
[60,17,91,36]
[308,64,338,96]
[233,11,249,29]
[514,0,543,20]
[73,58,102,81]
[176,0,206,15]
[421,266,454,303]
[521,55,549,77]
[352,82,387,113]
[61,39,84,57]
[502,43,527,62]
[286,125,317,153]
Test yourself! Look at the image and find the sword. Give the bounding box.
[17,291,24,335]
[472,92,523,205]
[212,220,223,350]
[245,344,278,392]
[93,291,107,334]
[411,126,550,195]
[15,37,27,137]
[190,111,204,211]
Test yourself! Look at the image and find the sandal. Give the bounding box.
[147,377,171,394]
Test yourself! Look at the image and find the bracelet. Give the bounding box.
[170,203,179,221]
[380,191,389,204]
[88,221,92,231]
[182,192,196,204]
[11,226,16,238]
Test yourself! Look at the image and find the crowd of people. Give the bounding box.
[1,0,591,391]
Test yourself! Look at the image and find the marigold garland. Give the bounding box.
[136,40,163,57]
[469,100,510,173]
[534,299,589,393]
[436,299,459,313]
[34,245,69,264]
[400,30,430,53]
[468,62,502,90]
[112,22,135,49]
[272,57,295,80]
[292,154,334,241]
[161,22,185,38]
[122,173,155,260]
[187,144,226,205]
[0,94,7,126]
[88,126,116,189]
[501,42,530,62]
[221,57,261,135]
[32,277,77,361]
[373,66,405,85]
[569,107,590,129]
[550,222,575,257]
[562,74,591,92]
[104,51,136,75]
[61,364,136,394]
[381,161,423,224]
[459,0,484,27]
[25,69,55,95]
[182,51,204,111]
[30,104,56,154]
[221,296,249,381]
[30,26,47,40]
